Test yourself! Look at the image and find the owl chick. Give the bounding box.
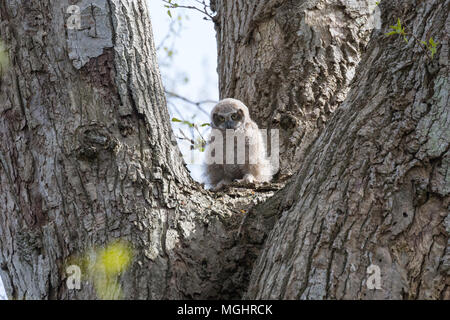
[204,98,272,191]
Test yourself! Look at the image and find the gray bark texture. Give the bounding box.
[0,0,448,301]
[0,0,278,300]
[213,0,376,176]
[242,0,450,299]
[0,0,190,299]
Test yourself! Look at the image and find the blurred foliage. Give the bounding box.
[172,117,209,152]
[172,117,210,128]
[66,240,134,300]
[156,3,192,95]
[155,1,218,166]
[156,4,188,67]
[96,241,132,276]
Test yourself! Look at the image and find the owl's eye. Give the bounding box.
[214,114,225,123]
[231,113,240,120]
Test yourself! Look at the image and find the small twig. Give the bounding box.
[386,19,437,60]
[167,101,198,148]
[162,0,214,20]
[167,100,185,122]
[165,90,216,117]
[193,124,207,149]
[156,18,178,52]
[403,23,432,60]
[177,128,195,144]
[194,0,211,16]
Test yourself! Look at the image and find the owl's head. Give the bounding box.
[210,98,249,130]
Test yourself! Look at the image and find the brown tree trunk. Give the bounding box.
[0,0,188,299]
[244,0,449,299]
[213,0,376,176]
[0,0,448,301]
[0,0,281,300]
[0,0,249,300]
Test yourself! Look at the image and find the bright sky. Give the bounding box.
[0,1,218,299]
[0,281,4,300]
[147,0,218,182]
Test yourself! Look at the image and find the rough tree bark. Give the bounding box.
[0,0,188,299]
[0,0,271,299]
[243,0,449,299]
[0,0,448,301]
[213,0,376,176]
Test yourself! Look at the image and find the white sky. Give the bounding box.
[0,281,4,300]
[148,0,218,182]
[0,0,218,299]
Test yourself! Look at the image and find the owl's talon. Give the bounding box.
[210,179,230,191]
[234,174,255,184]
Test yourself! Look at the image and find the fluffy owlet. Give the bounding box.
[204,98,272,190]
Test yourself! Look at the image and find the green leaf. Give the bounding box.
[167,10,172,18]
[430,46,437,58]
[429,37,438,47]
[200,123,211,127]
[182,120,194,127]
[171,117,182,122]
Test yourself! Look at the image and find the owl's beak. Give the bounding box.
[225,121,234,129]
